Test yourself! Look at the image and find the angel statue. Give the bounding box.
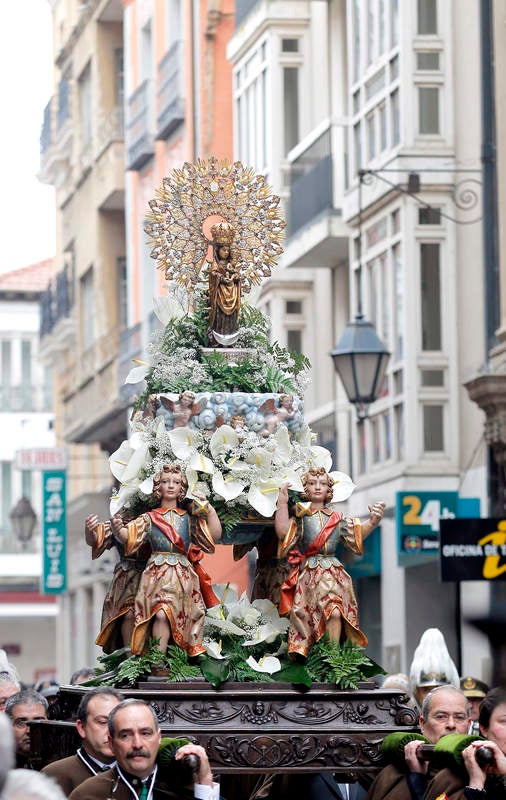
[275,466,385,659]
[111,463,222,658]
[260,394,297,436]
[158,391,207,428]
[207,221,242,347]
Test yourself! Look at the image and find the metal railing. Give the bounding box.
[156,41,185,139]
[287,126,334,236]
[126,79,154,170]
[40,266,74,338]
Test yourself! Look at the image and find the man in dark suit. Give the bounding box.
[42,687,124,796]
[68,698,219,800]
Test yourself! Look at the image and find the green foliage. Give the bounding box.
[164,644,201,682]
[306,636,386,689]
[89,640,200,687]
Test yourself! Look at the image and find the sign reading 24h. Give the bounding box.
[42,471,67,594]
[396,491,458,567]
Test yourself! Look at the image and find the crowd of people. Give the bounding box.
[0,628,504,800]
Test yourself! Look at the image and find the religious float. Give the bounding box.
[32,158,417,788]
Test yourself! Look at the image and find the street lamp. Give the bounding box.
[331,171,390,420]
[331,315,390,421]
[10,497,37,544]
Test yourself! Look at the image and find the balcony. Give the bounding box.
[0,386,52,414]
[96,106,125,210]
[126,79,155,170]
[283,122,350,269]
[156,41,185,140]
[39,80,74,187]
[39,266,76,359]
[63,326,128,451]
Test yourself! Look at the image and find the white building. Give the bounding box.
[0,260,59,684]
[229,0,492,678]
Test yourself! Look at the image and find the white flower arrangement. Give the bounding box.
[109,416,356,520]
[202,586,289,675]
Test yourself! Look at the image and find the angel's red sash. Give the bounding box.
[279,510,343,616]
[148,509,219,608]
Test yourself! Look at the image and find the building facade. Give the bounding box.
[40,0,247,679]
[0,260,58,683]
[229,0,492,677]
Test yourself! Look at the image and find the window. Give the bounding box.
[1,340,12,388]
[367,113,376,160]
[22,470,32,501]
[421,369,444,387]
[395,403,404,460]
[78,61,92,147]
[419,207,441,225]
[286,300,302,314]
[423,405,444,451]
[287,329,303,353]
[118,257,128,330]
[283,66,300,155]
[141,20,153,81]
[114,48,124,108]
[390,0,399,46]
[419,87,439,134]
[1,463,12,531]
[417,52,439,70]
[420,243,441,350]
[417,0,437,34]
[282,38,299,52]
[391,88,400,144]
[234,39,268,174]
[393,242,403,358]
[21,340,31,387]
[80,267,94,350]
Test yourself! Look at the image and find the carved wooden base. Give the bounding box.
[32,681,417,776]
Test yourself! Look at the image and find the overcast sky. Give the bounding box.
[0,1,55,274]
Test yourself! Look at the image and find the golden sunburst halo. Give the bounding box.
[144,157,286,293]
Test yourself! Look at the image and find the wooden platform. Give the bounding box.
[31,680,418,778]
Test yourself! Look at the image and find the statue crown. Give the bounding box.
[210,221,235,245]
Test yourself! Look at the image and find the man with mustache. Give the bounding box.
[68,698,219,800]
[42,687,124,796]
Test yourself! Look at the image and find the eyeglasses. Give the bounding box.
[430,712,468,723]
[12,717,46,729]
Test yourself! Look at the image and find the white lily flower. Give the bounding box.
[295,424,313,448]
[308,445,333,472]
[247,477,282,518]
[204,615,247,636]
[329,470,356,502]
[275,468,304,494]
[273,426,292,462]
[246,655,282,675]
[210,425,239,458]
[169,427,201,459]
[189,450,215,474]
[212,471,246,501]
[243,620,289,645]
[246,448,273,476]
[110,483,140,516]
[213,584,239,606]
[109,437,150,484]
[139,475,155,496]
[204,640,226,660]
[109,440,135,482]
[124,363,150,385]
[153,294,185,325]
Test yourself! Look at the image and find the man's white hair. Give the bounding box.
[0,713,14,791]
[3,770,67,800]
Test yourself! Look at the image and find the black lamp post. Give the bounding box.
[331,171,390,419]
[10,497,37,545]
